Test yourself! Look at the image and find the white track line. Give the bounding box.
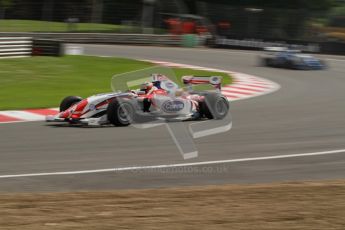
[1,148,344,179]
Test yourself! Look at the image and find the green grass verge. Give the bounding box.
[0,56,232,110]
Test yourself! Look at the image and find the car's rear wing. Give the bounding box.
[182,75,222,92]
[263,47,301,53]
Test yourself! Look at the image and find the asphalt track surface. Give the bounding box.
[1,45,345,192]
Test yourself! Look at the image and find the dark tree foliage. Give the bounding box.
[4,0,93,21]
[187,0,338,39]
[197,0,335,11]
[102,0,142,24]
[3,0,143,23]
[2,0,336,21]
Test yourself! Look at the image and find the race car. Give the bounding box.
[260,47,326,70]
[46,74,229,126]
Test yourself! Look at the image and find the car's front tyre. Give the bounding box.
[107,99,134,126]
[59,96,83,112]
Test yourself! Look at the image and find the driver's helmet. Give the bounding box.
[140,81,154,91]
[151,73,168,82]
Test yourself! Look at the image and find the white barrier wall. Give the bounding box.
[0,37,32,58]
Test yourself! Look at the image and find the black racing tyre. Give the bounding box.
[59,96,83,112]
[285,60,295,69]
[200,93,229,120]
[107,99,134,126]
[263,58,275,67]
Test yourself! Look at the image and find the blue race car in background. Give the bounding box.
[260,47,326,70]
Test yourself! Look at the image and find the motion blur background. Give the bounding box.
[0,0,344,41]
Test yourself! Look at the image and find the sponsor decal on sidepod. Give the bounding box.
[162,100,185,113]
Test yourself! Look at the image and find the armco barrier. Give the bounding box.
[0,33,182,46]
[215,37,345,55]
[0,37,32,58]
[319,41,345,55]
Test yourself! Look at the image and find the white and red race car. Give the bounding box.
[46,74,229,126]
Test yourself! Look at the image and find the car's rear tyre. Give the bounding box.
[107,99,134,126]
[285,60,296,69]
[59,96,83,112]
[200,93,229,120]
[262,58,271,66]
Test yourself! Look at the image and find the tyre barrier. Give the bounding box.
[32,39,63,56]
[0,37,32,58]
